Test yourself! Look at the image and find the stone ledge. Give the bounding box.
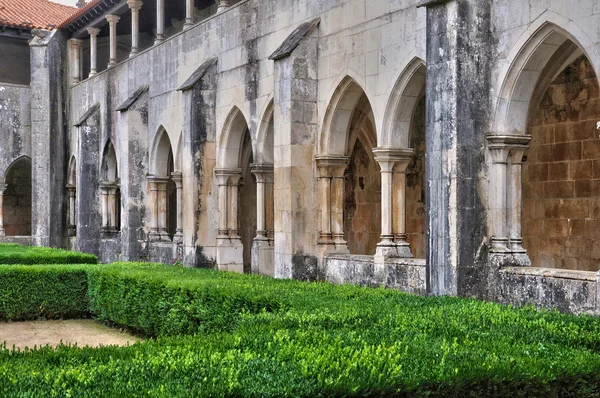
[501,266,597,282]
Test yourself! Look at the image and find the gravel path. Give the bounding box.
[0,320,141,349]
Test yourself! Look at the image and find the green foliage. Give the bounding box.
[0,265,89,320]
[1,262,600,396]
[0,243,97,265]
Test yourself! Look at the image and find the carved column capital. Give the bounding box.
[127,0,143,11]
[105,14,121,24]
[372,147,413,172]
[486,134,531,164]
[87,27,100,37]
[315,155,349,177]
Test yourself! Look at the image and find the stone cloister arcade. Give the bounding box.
[6,0,600,314]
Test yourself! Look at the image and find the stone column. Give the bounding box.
[155,0,165,44]
[0,184,6,237]
[66,184,76,235]
[265,178,274,241]
[184,0,194,29]
[215,170,229,239]
[128,0,143,57]
[157,179,169,240]
[100,185,109,231]
[172,172,183,242]
[486,135,510,253]
[330,161,348,253]
[508,146,530,265]
[147,177,159,240]
[69,39,82,84]
[106,15,120,67]
[87,28,100,77]
[251,164,275,276]
[486,134,531,266]
[215,168,244,273]
[373,148,414,259]
[217,0,230,13]
[228,173,242,240]
[317,173,332,244]
[108,184,119,231]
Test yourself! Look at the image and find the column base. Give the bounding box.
[173,232,184,244]
[217,238,244,273]
[490,237,510,253]
[183,20,194,29]
[251,238,274,277]
[154,35,165,45]
[375,241,413,259]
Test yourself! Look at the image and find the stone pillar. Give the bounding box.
[172,172,183,242]
[228,173,242,240]
[315,156,348,254]
[108,184,119,231]
[373,148,414,259]
[0,184,6,237]
[100,185,109,231]
[157,179,169,240]
[184,0,194,29]
[422,0,492,297]
[87,28,100,77]
[128,0,143,57]
[69,39,82,84]
[216,171,229,239]
[271,18,320,280]
[106,15,120,67]
[147,176,160,240]
[66,184,76,236]
[155,0,165,44]
[486,134,531,267]
[217,0,230,13]
[508,145,530,265]
[487,136,510,253]
[215,169,244,272]
[251,164,275,276]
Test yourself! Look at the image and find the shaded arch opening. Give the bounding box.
[3,156,32,237]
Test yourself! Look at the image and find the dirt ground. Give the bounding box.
[0,320,141,350]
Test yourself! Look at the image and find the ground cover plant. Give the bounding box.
[1,260,600,397]
[0,243,97,265]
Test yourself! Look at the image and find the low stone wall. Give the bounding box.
[496,267,598,316]
[0,236,32,246]
[325,254,427,293]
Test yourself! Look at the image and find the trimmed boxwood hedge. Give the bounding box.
[0,243,97,265]
[1,262,600,397]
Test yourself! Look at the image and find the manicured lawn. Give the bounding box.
[0,251,599,396]
[0,243,97,264]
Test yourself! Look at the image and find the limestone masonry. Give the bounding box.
[1,0,600,314]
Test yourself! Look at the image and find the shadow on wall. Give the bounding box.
[4,157,32,236]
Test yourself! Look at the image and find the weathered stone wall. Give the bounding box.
[0,37,31,86]
[523,56,600,271]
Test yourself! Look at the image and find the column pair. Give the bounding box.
[100,182,120,233]
[373,148,414,258]
[251,164,274,242]
[316,155,349,253]
[487,134,531,265]
[215,169,242,240]
[147,175,183,242]
[0,183,6,237]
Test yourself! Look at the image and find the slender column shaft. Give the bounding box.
[106,15,120,67]
[155,0,165,43]
[184,0,194,28]
[256,179,266,237]
[87,28,100,77]
[69,39,82,84]
[228,174,242,239]
[148,179,159,234]
[392,160,410,243]
[509,150,527,252]
[318,176,332,241]
[128,0,143,56]
[265,179,274,240]
[331,173,345,247]
[157,182,168,235]
[101,188,109,228]
[380,167,394,242]
[217,176,229,238]
[68,188,76,228]
[489,153,509,251]
[172,173,183,239]
[0,184,6,236]
[109,186,119,230]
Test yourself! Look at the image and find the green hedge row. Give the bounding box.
[0,265,89,320]
[0,243,97,265]
[2,263,600,396]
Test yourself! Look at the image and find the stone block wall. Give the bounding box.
[523,56,600,271]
